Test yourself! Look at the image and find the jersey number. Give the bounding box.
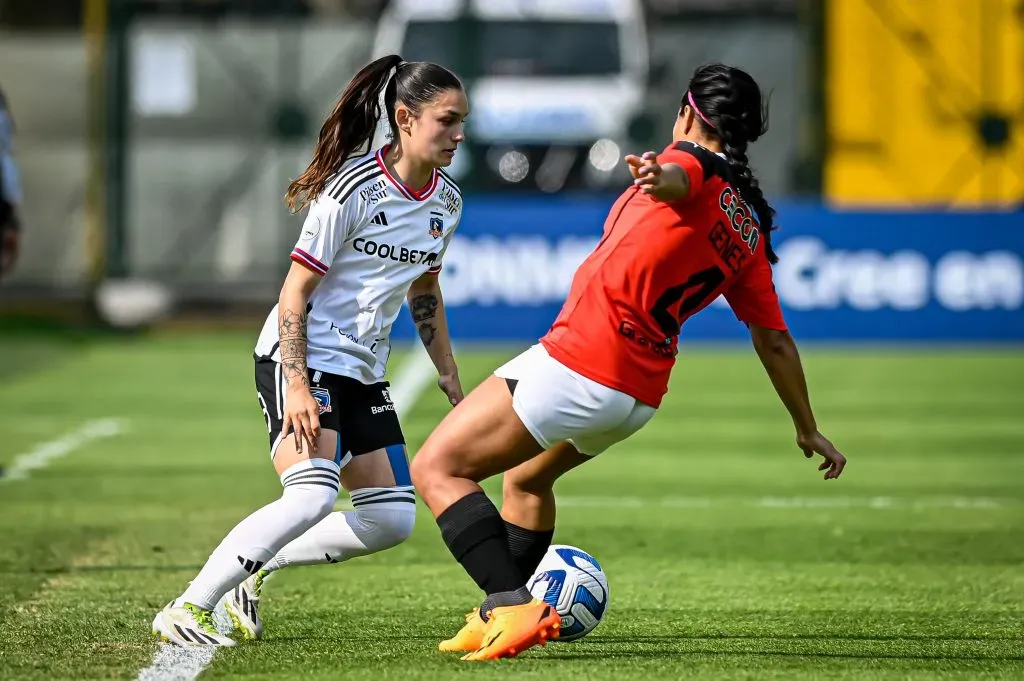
[650,265,726,335]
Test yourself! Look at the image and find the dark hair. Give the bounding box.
[684,63,777,264]
[285,55,463,213]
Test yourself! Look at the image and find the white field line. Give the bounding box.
[137,605,233,681]
[1,418,127,482]
[553,495,1011,510]
[389,342,437,416]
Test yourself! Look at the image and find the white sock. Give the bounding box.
[176,459,341,610]
[263,486,416,571]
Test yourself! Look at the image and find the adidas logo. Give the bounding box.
[237,556,265,575]
[370,212,389,226]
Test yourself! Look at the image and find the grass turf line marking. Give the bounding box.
[555,495,1011,510]
[136,347,435,680]
[137,604,233,681]
[0,418,127,482]
[388,342,438,417]
[137,646,216,681]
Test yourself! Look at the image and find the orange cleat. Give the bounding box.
[461,599,560,661]
[438,608,488,652]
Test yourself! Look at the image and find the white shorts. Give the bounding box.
[493,344,656,456]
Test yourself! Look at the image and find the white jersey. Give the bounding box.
[255,145,463,384]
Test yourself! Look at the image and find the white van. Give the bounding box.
[372,0,655,192]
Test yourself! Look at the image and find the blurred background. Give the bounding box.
[0,0,1022,339]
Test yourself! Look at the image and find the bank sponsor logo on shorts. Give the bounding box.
[372,388,395,415]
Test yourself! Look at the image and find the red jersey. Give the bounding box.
[540,141,787,408]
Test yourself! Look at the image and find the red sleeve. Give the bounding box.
[723,254,787,330]
[658,145,706,200]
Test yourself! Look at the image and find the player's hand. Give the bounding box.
[624,152,650,180]
[624,151,687,201]
[282,385,321,454]
[438,370,464,407]
[796,430,846,480]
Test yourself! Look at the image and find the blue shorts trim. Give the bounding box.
[385,444,412,486]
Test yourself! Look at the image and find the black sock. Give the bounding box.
[437,492,526,598]
[479,586,533,621]
[504,521,554,579]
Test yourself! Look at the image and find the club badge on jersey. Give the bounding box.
[429,215,444,239]
[310,388,333,415]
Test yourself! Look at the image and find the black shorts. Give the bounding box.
[254,359,405,465]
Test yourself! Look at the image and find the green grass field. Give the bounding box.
[1,330,1022,680]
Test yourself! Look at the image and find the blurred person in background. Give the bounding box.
[0,86,21,279]
[152,55,469,647]
[410,62,848,661]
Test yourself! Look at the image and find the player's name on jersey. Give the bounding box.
[718,186,760,254]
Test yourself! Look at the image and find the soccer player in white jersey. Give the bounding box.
[152,54,469,647]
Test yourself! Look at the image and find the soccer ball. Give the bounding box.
[526,544,609,642]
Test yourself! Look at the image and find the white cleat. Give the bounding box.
[223,570,270,641]
[151,602,237,647]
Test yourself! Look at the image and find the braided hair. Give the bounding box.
[684,64,777,264]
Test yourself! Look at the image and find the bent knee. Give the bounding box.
[409,449,433,489]
[381,507,416,547]
[282,485,338,525]
[305,487,340,521]
[409,440,461,486]
[358,505,416,550]
[280,459,342,522]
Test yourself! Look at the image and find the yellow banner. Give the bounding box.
[825,0,1023,207]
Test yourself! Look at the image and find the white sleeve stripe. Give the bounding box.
[323,155,376,199]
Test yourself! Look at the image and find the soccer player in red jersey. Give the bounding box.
[410,63,848,661]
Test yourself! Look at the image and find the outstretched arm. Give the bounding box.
[749,324,847,480]
[407,272,462,406]
[625,151,692,201]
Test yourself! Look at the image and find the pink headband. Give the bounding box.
[687,91,716,130]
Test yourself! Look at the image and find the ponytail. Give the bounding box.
[719,129,778,265]
[684,63,778,264]
[285,54,404,213]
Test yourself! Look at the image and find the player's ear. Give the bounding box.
[394,104,415,136]
[681,106,695,135]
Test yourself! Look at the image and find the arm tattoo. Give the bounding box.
[418,323,437,347]
[279,307,309,388]
[280,308,305,338]
[410,293,439,348]
[411,294,439,323]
